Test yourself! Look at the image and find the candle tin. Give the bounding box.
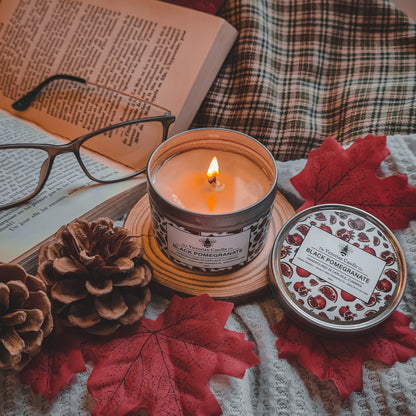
[147,128,278,273]
[269,204,406,335]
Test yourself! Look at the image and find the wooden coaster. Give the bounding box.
[124,192,295,302]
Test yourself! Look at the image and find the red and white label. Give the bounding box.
[293,226,385,303]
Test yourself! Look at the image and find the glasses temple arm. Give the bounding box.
[86,80,173,114]
[11,74,86,111]
[12,73,173,116]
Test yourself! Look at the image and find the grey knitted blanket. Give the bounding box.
[1,134,415,415]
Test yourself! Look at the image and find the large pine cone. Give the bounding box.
[0,262,53,371]
[37,217,151,336]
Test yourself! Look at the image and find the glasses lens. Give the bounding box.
[79,120,164,181]
[0,148,48,207]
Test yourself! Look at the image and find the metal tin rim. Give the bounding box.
[146,127,278,221]
[269,203,407,335]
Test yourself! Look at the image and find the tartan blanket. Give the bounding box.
[192,0,416,161]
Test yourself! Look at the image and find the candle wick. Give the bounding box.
[209,176,224,191]
[208,175,217,185]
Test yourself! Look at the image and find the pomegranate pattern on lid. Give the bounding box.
[270,204,406,334]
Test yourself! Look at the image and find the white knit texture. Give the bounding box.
[1,135,415,416]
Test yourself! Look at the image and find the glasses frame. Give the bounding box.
[0,74,176,210]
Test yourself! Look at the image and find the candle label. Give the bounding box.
[166,223,250,269]
[292,225,385,303]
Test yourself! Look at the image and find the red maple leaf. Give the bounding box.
[272,311,416,401]
[84,294,259,416]
[19,320,86,400]
[290,134,416,229]
[162,0,225,14]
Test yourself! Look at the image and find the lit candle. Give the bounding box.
[152,149,272,214]
[146,128,278,272]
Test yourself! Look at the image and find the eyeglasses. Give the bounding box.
[0,74,175,210]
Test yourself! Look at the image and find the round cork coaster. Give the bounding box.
[124,192,295,302]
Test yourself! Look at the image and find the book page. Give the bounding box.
[0,0,237,169]
[0,109,145,262]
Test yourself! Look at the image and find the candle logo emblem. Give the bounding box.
[199,237,216,248]
[340,243,352,257]
[206,156,224,212]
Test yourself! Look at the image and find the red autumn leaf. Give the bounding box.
[290,134,416,229]
[84,294,259,416]
[19,320,86,400]
[272,311,416,401]
[162,0,225,14]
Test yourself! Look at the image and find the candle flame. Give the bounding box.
[207,156,219,183]
[206,156,219,211]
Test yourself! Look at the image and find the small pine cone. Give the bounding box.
[37,217,152,336]
[0,262,53,371]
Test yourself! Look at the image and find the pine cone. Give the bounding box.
[0,262,53,371]
[37,217,151,336]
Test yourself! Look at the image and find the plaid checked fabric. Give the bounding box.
[191,0,416,161]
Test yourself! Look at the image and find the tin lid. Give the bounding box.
[269,204,406,335]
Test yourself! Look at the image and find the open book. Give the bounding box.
[0,0,237,269]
